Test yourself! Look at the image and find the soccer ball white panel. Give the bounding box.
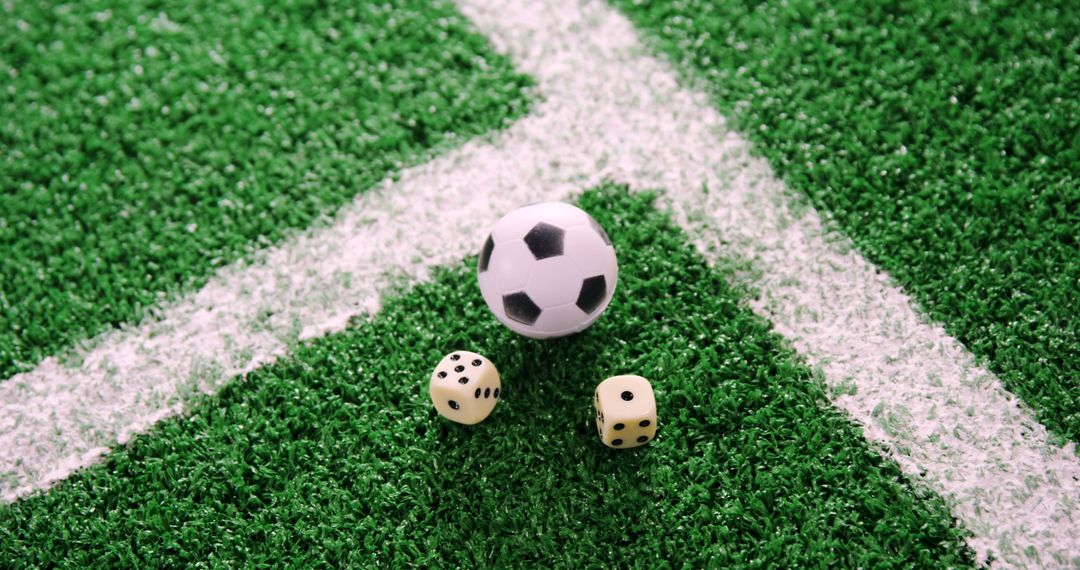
[563,224,618,316]
[525,256,585,308]
[481,239,535,291]
[532,303,590,336]
[477,202,618,339]
[564,224,616,279]
[535,201,590,228]
[490,204,545,243]
[478,238,535,328]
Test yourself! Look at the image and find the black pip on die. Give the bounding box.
[430,351,501,424]
[594,375,657,448]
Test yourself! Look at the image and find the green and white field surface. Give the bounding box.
[1,0,1078,567]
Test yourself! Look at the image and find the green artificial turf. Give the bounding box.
[0,188,975,568]
[612,0,1080,442]
[0,0,531,379]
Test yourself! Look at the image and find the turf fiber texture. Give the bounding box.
[0,0,531,379]
[0,188,975,568]
[613,0,1080,442]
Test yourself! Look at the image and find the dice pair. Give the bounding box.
[429,351,657,450]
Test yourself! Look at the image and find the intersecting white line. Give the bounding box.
[2,0,1077,566]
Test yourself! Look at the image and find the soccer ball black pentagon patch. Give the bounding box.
[478,234,495,272]
[503,291,542,325]
[523,222,565,260]
[576,275,607,314]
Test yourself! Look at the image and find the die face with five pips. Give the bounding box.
[594,375,656,449]
[429,351,501,424]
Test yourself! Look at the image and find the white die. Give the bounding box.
[594,375,656,448]
[429,351,501,424]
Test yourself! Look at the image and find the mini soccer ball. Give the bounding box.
[477,202,618,338]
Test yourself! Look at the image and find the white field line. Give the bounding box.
[2,0,1076,565]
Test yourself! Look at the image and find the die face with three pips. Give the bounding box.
[594,375,656,449]
[429,351,501,424]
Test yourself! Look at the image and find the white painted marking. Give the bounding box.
[1,0,1076,566]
